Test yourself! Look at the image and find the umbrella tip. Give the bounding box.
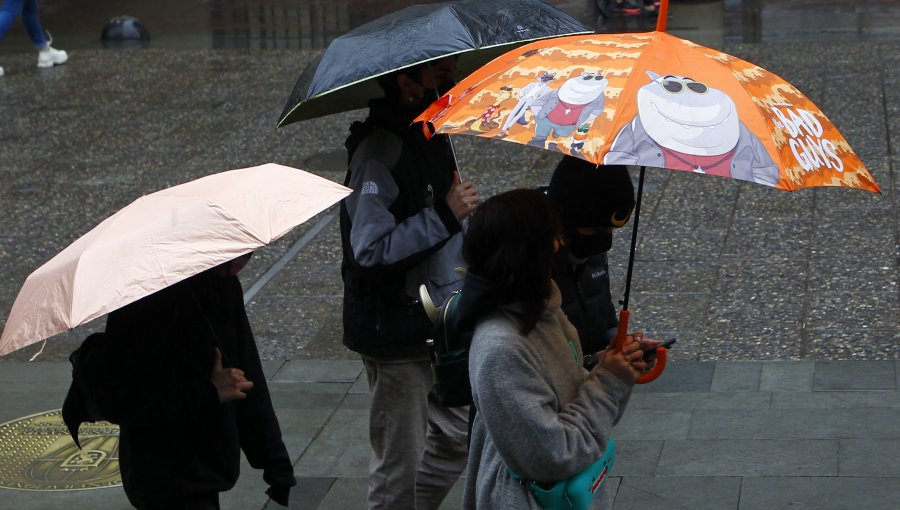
[656,0,670,32]
[420,121,436,140]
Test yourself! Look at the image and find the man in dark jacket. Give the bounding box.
[546,156,636,369]
[340,56,480,509]
[63,254,295,510]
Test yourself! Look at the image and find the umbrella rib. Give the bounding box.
[601,32,660,164]
[277,33,591,127]
[679,33,795,191]
[447,5,483,50]
[305,37,594,101]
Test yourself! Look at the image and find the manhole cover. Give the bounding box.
[0,410,121,491]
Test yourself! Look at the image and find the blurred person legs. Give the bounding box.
[364,359,468,509]
[609,0,642,13]
[641,0,659,17]
[0,0,67,72]
[604,0,658,17]
[37,37,68,68]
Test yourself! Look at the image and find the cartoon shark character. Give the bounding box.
[500,71,556,135]
[604,71,779,186]
[528,71,608,149]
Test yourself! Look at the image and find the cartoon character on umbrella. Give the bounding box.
[500,70,556,135]
[527,70,608,151]
[604,71,780,186]
[470,86,514,132]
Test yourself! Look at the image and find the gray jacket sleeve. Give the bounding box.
[470,317,631,482]
[731,122,780,186]
[577,95,605,127]
[344,129,461,269]
[604,117,641,165]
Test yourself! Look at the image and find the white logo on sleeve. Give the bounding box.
[361,181,379,195]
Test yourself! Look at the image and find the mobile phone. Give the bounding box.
[643,337,676,352]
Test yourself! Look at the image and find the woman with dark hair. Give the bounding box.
[461,189,645,509]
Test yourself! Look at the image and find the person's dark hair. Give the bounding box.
[463,189,561,334]
[547,156,635,230]
[375,63,426,101]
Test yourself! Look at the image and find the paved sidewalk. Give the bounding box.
[0,2,897,509]
[1,359,898,509]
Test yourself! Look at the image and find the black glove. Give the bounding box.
[266,485,290,507]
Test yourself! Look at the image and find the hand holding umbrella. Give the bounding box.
[446,172,482,219]
[415,0,881,384]
[596,334,647,386]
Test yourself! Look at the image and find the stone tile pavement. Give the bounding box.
[0,2,897,509]
[1,359,898,509]
[0,43,897,365]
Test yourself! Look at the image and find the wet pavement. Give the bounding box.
[0,0,898,508]
[2,0,900,53]
[2,359,899,509]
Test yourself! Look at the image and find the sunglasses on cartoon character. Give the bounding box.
[656,76,709,94]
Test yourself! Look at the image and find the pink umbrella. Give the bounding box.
[0,163,351,357]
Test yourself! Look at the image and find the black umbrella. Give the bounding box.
[276,0,590,127]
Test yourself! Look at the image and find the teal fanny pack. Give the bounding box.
[508,437,616,510]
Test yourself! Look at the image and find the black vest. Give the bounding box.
[552,250,619,355]
[340,104,457,359]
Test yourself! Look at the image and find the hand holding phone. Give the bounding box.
[643,337,676,353]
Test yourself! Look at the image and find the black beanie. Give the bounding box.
[547,156,635,230]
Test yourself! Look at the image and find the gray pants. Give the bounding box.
[363,358,469,510]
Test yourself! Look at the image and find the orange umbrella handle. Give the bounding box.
[636,347,666,384]
[612,309,667,385]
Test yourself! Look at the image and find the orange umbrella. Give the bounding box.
[415,4,881,381]
[416,17,879,193]
[0,163,351,358]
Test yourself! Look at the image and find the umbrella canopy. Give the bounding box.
[416,31,881,193]
[276,0,590,126]
[0,163,351,357]
[415,13,882,382]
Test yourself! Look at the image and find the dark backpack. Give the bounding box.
[62,332,127,447]
[420,270,497,408]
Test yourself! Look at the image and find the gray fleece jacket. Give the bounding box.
[463,282,631,509]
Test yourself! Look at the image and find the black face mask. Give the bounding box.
[567,232,613,259]
[416,78,455,106]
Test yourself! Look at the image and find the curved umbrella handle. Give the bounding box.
[636,346,666,384]
[612,310,667,385]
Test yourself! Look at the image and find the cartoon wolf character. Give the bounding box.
[604,71,779,186]
[500,71,556,135]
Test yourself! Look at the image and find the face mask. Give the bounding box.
[416,78,455,106]
[567,232,613,258]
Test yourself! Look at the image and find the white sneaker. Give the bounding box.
[0,66,4,76]
[37,46,68,68]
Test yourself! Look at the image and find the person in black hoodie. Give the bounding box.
[340,56,481,509]
[546,156,636,370]
[64,254,295,510]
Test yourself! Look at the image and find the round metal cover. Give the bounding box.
[0,410,121,491]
